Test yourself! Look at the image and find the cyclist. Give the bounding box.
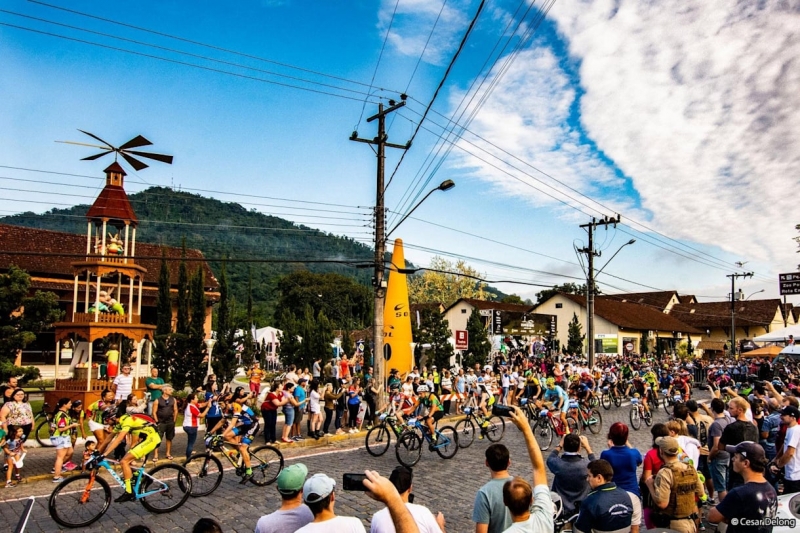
[642,366,659,406]
[525,371,542,402]
[674,371,692,401]
[541,377,570,434]
[659,369,674,398]
[96,412,161,502]
[222,390,260,484]
[578,372,596,408]
[410,385,443,442]
[476,377,496,422]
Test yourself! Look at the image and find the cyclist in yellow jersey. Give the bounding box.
[410,385,443,440]
[97,412,161,502]
[642,367,659,406]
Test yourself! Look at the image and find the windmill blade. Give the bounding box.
[120,152,149,171]
[119,135,152,150]
[81,150,114,161]
[56,140,111,150]
[78,130,114,149]
[125,150,173,165]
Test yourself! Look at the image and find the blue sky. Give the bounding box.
[1,0,798,305]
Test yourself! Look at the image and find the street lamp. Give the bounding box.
[386,180,455,238]
[373,179,454,408]
[745,289,765,300]
[205,338,217,377]
[587,239,635,368]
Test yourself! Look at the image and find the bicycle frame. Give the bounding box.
[90,458,167,500]
[405,418,445,448]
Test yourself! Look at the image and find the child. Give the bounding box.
[82,439,97,472]
[4,426,25,487]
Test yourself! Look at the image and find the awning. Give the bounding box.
[744,345,783,358]
[753,324,800,343]
[697,340,726,351]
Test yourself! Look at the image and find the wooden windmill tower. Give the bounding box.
[48,132,172,405]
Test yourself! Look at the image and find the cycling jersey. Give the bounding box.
[643,372,658,387]
[52,411,72,437]
[659,376,674,390]
[231,406,259,444]
[235,406,257,429]
[420,394,443,412]
[88,400,112,424]
[544,386,569,412]
[113,414,160,460]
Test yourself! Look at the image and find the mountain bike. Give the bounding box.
[566,399,603,435]
[663,389,684,414]
[529,406,578,451]
[365,412,408,457]
[453,405,505,448]
[395,416,458,467]
[34,402,55,447]
[182,434,284,497]
[600,383,623,410]
[629,396,652,430]
[48,451,192,528]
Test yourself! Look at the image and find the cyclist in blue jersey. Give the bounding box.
[541,377,571,434]
[223,391,259,484]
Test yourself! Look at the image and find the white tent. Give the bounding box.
[753,324,800,343]
[254,326,282,356]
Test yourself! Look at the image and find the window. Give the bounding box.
[555,303,563,309]
[461,309,467,313]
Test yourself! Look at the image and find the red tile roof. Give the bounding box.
[0,224,218,290]
[670,299,783,328]
[85,184,138,224]
[559,293,701,333]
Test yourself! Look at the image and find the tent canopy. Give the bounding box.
[254,326,282,345]
[753,324,800,343]
[744,345,783,357]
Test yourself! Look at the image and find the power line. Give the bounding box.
[355,0,400,130]
[384,0,486,191]
[0,22,384,104]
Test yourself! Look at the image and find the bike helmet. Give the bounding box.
[569,374,579,382]
[416,385,429,393]
[581,372,590,379]
[545,377,555,387]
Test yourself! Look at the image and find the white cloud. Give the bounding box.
[545,0,800,266]
[379,0,472,65]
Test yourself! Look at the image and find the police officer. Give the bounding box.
[647,436,705,533]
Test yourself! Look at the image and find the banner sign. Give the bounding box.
[780,273,800,295]
[455,330,468,350]
[493,310,503,335]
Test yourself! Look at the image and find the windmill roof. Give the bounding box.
[86,184,138,223]
[0,223,218,290]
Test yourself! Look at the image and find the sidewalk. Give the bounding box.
[13,412,465,484]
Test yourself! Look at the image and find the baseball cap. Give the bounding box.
[277,463,308,494]
[725,442,767,467]
[303,473,336,503]
[782,405,800,418]
[655,436,681,456]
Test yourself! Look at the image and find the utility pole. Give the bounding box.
[578,215,621,368]
[350,100,408,409]
[728,271,753,359]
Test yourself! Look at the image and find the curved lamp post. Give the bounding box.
[205,338,217,377]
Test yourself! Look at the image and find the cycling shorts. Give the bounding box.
[559,400,569,414]
[128,427,161,460]
[486,395,496,408]
[232,423,260,445]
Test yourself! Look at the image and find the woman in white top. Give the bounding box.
[308,380,323,439]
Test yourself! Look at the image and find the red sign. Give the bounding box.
[455,330,469,350]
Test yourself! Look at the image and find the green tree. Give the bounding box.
[275,271,372,330]
[187,267,208,387]
[176,242,189,335]
[500,294,524,305]
[152,251,173,378]
[408,256,487,305]
[413,308,452,370]
[640,331,649,355]
[565,312,585,356]
[464,308,491,369]
[277,309,303,368]
[0,265,61,381]
[239,272,256,369]
[213,261,237,382]
[341,330,354,357]
[535,283,587,305]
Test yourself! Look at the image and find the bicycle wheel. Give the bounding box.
[49,473,112,528]
[589,396,599,409]
[365,425,392,457]
[586,408,602,434]
[454,418,475,448]
[434,426,459,460]
[36,417,54,447]
[140,463,192,513]
[629,407,641,430]
[534,419,553,451]
[664,397,673,415]
[644,409,653,427]
[250,445,285,486]
[566,416,579,435]
[601,392,611,410]
[484,416,505,442]
[395,432,422,467]
[613,391,622,407]
[183,453,223,497]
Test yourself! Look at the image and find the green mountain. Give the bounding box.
[1,186,375,323]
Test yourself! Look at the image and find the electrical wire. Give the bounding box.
[355,0,400,130]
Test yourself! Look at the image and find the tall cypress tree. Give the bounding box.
[240,269,255,368]
[155,249,172,336]
[464,308,491,369]
[214,260,236,382]
[187,267,207,387]
[176,241,189,335]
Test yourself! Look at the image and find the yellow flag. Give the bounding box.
[383,238,413,375]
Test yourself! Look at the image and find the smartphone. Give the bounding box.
[492,405,513,417]
[342,473,368,491]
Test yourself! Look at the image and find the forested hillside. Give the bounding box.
[1,186,375,323]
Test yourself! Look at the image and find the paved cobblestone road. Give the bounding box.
[1,390,711,532]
